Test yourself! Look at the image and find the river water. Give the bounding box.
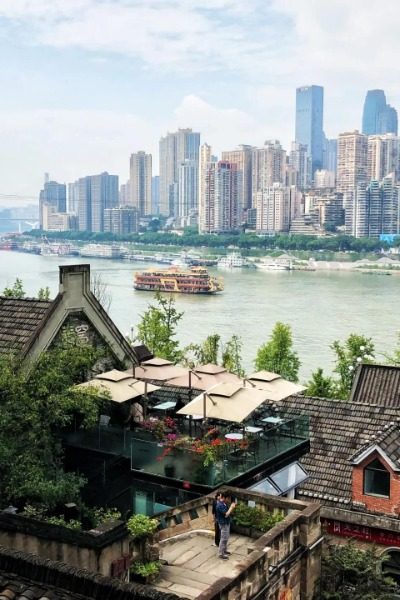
[1,250,399,381]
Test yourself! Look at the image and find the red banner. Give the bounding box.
[322,518,400,547]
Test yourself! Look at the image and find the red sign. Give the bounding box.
[322,518,400,548]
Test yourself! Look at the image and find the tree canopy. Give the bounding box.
[254,322,300,382]
[0,334,104,509]
[136,292,183,362]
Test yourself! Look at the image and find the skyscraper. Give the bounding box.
[323,137,337,174]
[362,90,398,136]
[159,128,200,217]
[151,176,160,215]
[337,131,368,197]
[345,175,400,237]
[252,140,286,207]
[199,161,240,233]
[39,180,67,229]
[367,134,400,181]
[129,151,152,217]
[255,184,299,233]
[91,172,118,233]
[295,85,324,173]
[287,142,312,190]
[221,145,253,211]
[76,172,118,232]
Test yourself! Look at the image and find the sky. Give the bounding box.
[0,0,400,203]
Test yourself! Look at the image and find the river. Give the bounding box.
[1,250,399,381]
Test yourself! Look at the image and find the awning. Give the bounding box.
[177,382,274,423]
[249,462,308,496]
[76,369,160,403]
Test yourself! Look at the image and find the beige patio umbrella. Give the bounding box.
[128,357,188,383]
[176,382,274,423]
[245,370,306,401]
[76,369,160,403]
[165,363,242,391]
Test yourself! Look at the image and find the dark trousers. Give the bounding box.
[214,519,220,545]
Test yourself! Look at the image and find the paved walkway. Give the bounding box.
[155,531,253,599]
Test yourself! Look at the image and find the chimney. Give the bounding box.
[59,264,91,305]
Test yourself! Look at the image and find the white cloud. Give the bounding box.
[0,109,159,196]
[171,94,257,151]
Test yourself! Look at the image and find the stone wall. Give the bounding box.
[0,512,129,577]
[157,486,322,600]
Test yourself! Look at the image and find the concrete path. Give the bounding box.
[155,532,252,599]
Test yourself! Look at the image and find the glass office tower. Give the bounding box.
[295,85,324,174]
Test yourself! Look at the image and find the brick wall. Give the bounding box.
[352,451,400,516]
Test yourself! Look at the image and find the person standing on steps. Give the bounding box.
[215,492,236,560]
[212,492,221,546]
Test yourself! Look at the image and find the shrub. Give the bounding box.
[233,503,284,532]
[130,560,161,579]
[127,514,159,538]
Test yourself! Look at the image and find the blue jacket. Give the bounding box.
[215,500,230,526]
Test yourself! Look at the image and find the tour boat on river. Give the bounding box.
[134,266,223,295]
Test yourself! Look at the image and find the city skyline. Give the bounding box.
[1,0,400,200]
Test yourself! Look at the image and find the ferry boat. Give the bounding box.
[217,252,249,269]
[134,266,223,294]
[256,259,292,271]
[80,244,122,259]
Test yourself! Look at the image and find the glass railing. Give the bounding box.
[63,415,309,487]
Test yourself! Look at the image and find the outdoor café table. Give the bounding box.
[153,401,176,411]
[261,416,283,425]
[225,432,244,441]
[244,426,263,434]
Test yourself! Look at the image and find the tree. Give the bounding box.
[183,333,245,377]
[305,368,335,398]
[136,292,183,362]
[37,286,51,300]
[318,542,397,599]
[91,273,112,312]
[0,334,105,509]
[2,278,26,298]
[385,333,400,366]
[254,322,300,382]
[331,333,375,399]
[222,334,245,377]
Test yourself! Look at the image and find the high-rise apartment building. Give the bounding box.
[345,175,400,237]
[252,141,286,207]
[362,90,398,136]
[75,172,118,232]
[255,184,299,233]
[287,142,312,190]
[159,128,200,217]
[221,145,253,211]
[367,134,400,182]
[323,137,338,174]
[119,181,130,206]
[151,176,160,215]
[39,180,67,229]
[314,170,336,189]
[199,161,239,233]
[337,131,368,197]
[90,172,118,233]
[67,181,79,214]
[129,151,152,216]
[295,85,324,173]
[104,206,138,235]
[178,159,198,223]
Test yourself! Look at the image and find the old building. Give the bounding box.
[0,264,136,368]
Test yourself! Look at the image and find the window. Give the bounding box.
[364,458,390,498]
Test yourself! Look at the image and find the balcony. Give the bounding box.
[63,413,309,489]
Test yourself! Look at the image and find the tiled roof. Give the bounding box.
[351,422,400,468]
[0,297,52,354]
[281,395,400,507]
[350,363,400,407]
[0,544,184,600]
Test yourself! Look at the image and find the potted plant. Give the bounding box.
[130,560,161,584]
[231,503,254,537]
